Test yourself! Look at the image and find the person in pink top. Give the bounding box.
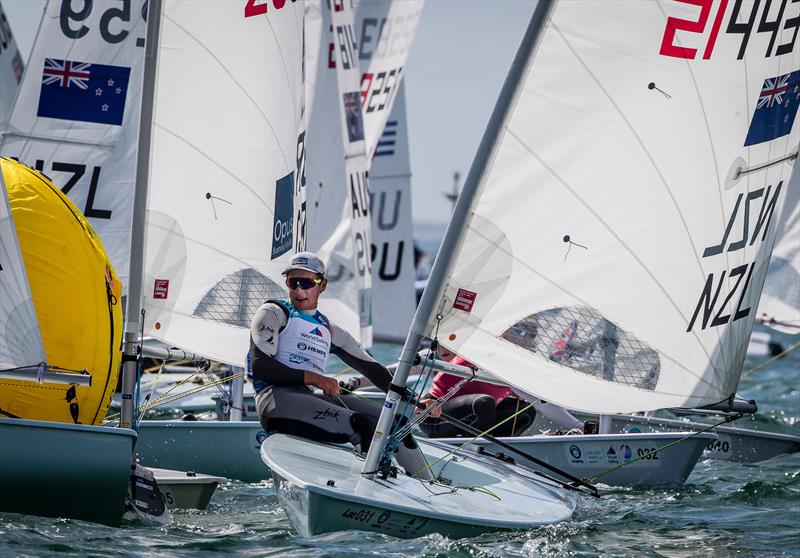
[418,345,537,438]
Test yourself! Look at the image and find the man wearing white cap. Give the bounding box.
[248,251,432,479]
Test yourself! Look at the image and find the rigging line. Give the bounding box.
[139,361,174,421]
[740,340,800,380]
[582,413,739,482]
[463,221,717,389]
[162,14,292,172]
[153,125,274,212]
[144,372,246,410]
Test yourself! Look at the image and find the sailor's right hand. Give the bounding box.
[418,397,442,418]
[305,371,340,396]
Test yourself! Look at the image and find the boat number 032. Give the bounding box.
[637,448,660,460]
[59,0,148,47]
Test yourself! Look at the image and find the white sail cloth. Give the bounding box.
[142,0,305,367]
[757,169,800,333]
[305,0,422,344]
[1,0,147,286]
[432,0,800,414]
[370,83,415,342]
[354,0,423,158]
[0,1,24,132]
[0,166,46,370]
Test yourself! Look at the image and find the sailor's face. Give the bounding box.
[286,270,326,311]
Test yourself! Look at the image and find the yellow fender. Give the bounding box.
[0,158,123,425]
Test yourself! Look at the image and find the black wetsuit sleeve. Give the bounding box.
[249,302,304,387]
[329,324,392,393]
[250,342,305,387]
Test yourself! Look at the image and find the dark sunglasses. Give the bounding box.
[287,277,323,290]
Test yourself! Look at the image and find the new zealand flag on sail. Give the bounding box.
[744,70,800,146]
[37,58,131,126]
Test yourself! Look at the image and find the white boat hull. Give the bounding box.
[610,415,800,463]
[439,432,716,487]
[262,434,577,539]
[136,420,268,482]
[0,418,136,522]
[150,467,225,510]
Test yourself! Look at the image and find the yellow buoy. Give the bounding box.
[0,158,123,425]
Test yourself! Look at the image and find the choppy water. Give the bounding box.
[2,331,798,557]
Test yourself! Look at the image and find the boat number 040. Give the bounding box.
[706,440,731,453]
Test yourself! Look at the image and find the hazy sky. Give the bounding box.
[2,0,534,226]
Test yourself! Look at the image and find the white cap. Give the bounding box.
[282,251,326,277]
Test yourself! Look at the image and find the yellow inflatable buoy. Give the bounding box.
[0,158,123,425]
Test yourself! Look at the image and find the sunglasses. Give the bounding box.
[287,277,323,290]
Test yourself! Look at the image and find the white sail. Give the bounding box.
[354,0,423,158]
[0,1,25,132]
[331,0,373,345]
[430,0,800,414]
[1,0,147,286]
[141,0,305,367]
[370,82,415,342]
[305,0,366,342]
[0,163,47,370]
[756,168,800,333]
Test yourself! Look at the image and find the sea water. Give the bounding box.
[1,332,798,557]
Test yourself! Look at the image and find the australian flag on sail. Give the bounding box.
[342,91,365,143]
[744,70,800,146]
[37,58,131,126]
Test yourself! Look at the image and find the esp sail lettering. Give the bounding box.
[686,180,782,332]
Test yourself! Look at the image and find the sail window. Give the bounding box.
[500,306,660,390]
[193,268,284,328]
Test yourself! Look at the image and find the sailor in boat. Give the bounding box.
[418,345,587,438]
[248,251,432,479]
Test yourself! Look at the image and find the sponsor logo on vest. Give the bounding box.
[309,327,323,337]
[313,408,341,422]
[296,342,326,356]
[289,353,310,364]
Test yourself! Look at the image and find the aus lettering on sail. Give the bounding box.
[350,169,371,277]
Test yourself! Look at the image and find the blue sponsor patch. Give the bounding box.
[271,172,294,259]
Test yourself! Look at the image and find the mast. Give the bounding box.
[361,0,559,478]
[120,0,163,430]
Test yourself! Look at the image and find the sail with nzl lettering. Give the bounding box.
[0,0,147,286]
[426,0,800,414]
[0,1,24,132]
[141,0,305,367]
